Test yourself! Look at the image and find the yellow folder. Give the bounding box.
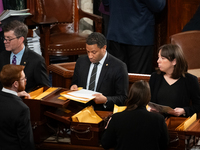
[29,87,58,100]
[72,106,102,124]
[175,113,197,131]
[113,104,126,114]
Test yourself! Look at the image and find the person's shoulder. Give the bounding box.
[111,111,126,119]
[107,53,126,66]
[76,55,88,62]
[0,92,29,109]
[184,72,198,82]
[151,71,160,76]
[26,48,43,57]
[185,72,197,78]
[75,55,89,66]
[146,110,165,122]
[25,48,45,62]
[0,50,10,57]
[150,71,161,79]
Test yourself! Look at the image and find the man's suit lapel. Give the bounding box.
[20,47,28,66]
[96,54,110,91]
[82,58,91,88]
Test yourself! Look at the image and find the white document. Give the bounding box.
[60,89,101,103]
[67,89,100,101]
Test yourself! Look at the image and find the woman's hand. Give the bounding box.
[168,108,185,116]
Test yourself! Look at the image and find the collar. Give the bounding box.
[99,51,107,65]
[10,46,25,65]
[2,87,18,96]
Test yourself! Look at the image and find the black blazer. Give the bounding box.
[0,91,35,150]
[101,106,169,150]
[72,53,129,111]
[102,0,166,45]
[0,47,50,92]
[149,72,200,117]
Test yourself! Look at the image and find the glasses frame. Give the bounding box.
[19,77,27,82]
[1,36,21,42]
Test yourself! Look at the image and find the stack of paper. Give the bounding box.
[60,89,100,103]
[27,28,42,55]
[0,9,31,23]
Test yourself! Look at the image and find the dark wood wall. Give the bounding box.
[26,0,200,67]
[167,0,200,42]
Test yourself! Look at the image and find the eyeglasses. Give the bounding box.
[1,36,21,42]
[19,77,27,82]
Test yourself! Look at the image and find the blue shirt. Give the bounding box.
[10,46,25,65]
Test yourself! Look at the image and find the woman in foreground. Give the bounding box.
[101,80,169,150]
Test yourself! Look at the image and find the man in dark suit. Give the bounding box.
[102,0,166,74]
[70,32,129,111]
[0,64,35,150]
[0,20,50,92]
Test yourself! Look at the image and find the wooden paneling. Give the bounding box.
[25,0,36,27]
[167,0,200,42]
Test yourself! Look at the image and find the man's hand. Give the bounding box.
[18,91,31,99]
[93,93,107,104]
[168,108,185,116]
[70,84,78,91]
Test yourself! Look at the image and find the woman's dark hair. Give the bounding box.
[125,80,151,111]
[157,44,188,79]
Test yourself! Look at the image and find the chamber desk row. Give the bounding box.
[23,86,113,150]
[23,86,200,150]
[21,62,200,150]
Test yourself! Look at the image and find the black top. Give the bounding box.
[0,91,35,150]
[150,72,200,117]
[157,76,188,109]
[101,106,169,150]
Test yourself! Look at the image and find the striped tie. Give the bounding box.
[12,55,17,65]
[89,62,99,91]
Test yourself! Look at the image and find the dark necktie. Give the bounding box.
[89,62,99,91]
[12,55,17,65]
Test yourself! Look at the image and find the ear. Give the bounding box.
[102,45,107,52]
[13,81,19,89]
[19,36,25,44]
[172,59,176,66]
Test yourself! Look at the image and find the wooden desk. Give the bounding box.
[36,142,111,150]
[48,62,151,90]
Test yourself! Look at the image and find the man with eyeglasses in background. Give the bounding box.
[0,20,50,93]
